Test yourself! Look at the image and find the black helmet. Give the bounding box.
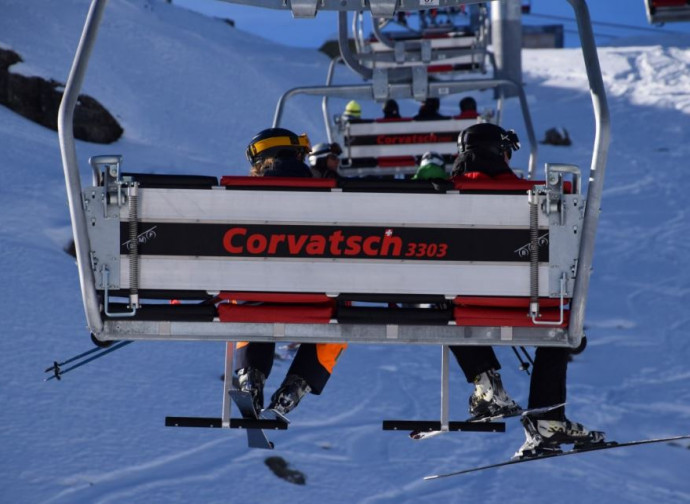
[307,142,342,168]
[459,96,477,112]
[245,127,311,165]
[457,123,520,158]
[382,99,400,118]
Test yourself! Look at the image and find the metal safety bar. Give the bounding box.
[217,0,489,19]
[274,77,538,177]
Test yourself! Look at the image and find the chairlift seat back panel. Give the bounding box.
[339,117,480,175]
[85,183,582,301]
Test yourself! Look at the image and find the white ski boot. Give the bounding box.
[469,369,521,419]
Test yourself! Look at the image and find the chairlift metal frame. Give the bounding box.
[58,0,609,348]
[644,0,690,24]
[356,6,492,75]
[57,0,609,433]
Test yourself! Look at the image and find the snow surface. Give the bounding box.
[1,1,690,503]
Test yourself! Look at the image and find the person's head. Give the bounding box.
[457,123,520,160]
[344,100,362,119]
[308,142,342,174]
[245,127,311,176]
[423,97,440,113]
[412,151,447,180]
[382,99,400,119]
[459,96,477,113]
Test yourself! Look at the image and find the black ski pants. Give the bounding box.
[451,345,568,421]
[234,342,345,395]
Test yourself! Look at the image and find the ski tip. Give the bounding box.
[423,474,440,481]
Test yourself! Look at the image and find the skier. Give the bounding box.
[456,96,479,119]
[413,97,447,121]
[236,127,348,415]
[452,122,605,457]
[411,151,447,180]
[342,100,362,121]
[307,142,342,179]
[382,99,401,119]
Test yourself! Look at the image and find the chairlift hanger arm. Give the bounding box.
[566,0,610,345]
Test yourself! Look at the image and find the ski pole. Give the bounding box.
[519,346,535,367]
[511,346,531,375]
[43,345,104,373]
[45,340,133,381]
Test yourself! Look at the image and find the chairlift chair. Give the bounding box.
[645,0,690,24]
[57,0,609,440]
[354,6,492,77]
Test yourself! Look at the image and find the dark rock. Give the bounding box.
[0,47,123,144]
[540,127,571,146]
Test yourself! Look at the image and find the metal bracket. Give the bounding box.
[394,41,405,64]
[288,0,318,18]
[372,68,389,101]
[103,267,137,318]
[90,155,125,211]
[369,0,398,18]
[543,163,581,226]
[530,273,566,326]
[412,66,428,101]
[421,39,432,64]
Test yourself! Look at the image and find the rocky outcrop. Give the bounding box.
[0,47,123,144]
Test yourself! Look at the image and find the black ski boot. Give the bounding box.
[237,367,266,413]
[268,374,311,415]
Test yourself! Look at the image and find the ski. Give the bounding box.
[409,404,564,440]
[466,403,566,423]
[260,407,291,425]
[424,434,690,479]
[229,389,287,450]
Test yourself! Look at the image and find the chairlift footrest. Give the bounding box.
[230,418,288,430]
[164,416,288,430]
[165,416,223,428]
[382,419,505,433]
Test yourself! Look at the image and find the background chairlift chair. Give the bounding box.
[354,7,492,76]
[645,0,690,24]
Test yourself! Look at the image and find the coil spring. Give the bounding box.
[529,191,539,304]
[128,190,139,296]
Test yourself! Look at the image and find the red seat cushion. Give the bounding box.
[454,306,568,328]
[217,292,332,304]
[217,292,335,323]
[218,302,334,323]
[220,176,336,189]
[453,296,567,308]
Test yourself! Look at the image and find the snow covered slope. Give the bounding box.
[0,1,689,503]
